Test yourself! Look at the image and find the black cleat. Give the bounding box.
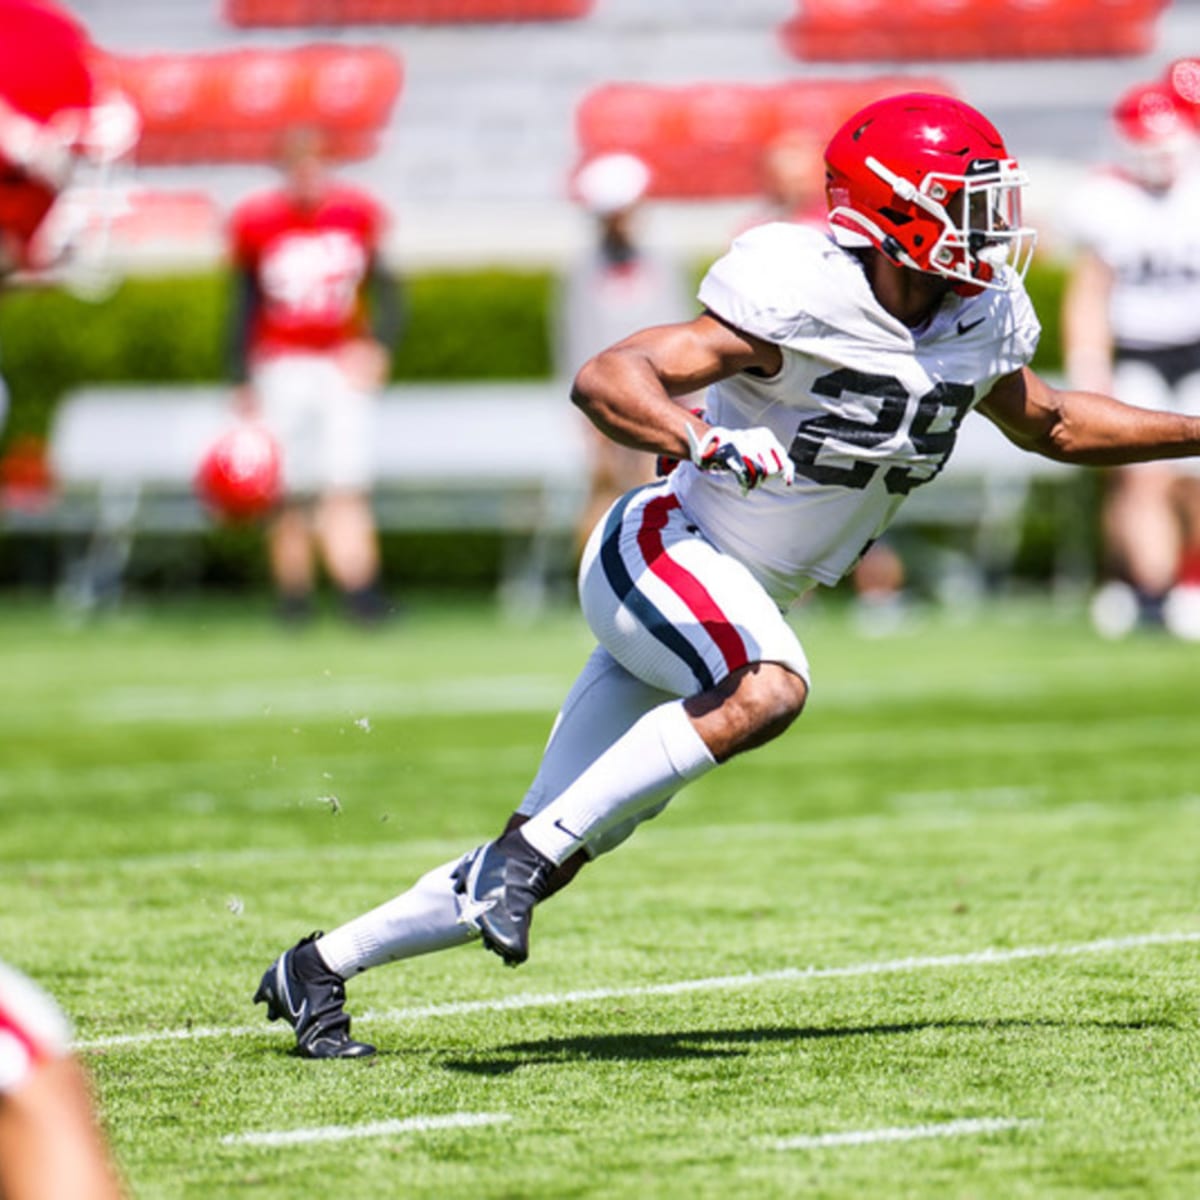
[253,932,376,1059]
[454,829,555,966]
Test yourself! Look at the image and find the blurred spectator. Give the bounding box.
[743,127,828,231]
[0,958,125,1200]
[1061,82,1200,639]
[228,125,403,624]
[555,153,696,551]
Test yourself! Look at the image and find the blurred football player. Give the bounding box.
[0,6,133,1175]
[228,125,403,624]
[256,93,1200,1058]
[0,0,137,282]
[0,0,137,449]
[1062,81,1200,638]
[556,153,696,554]
[0,959,124,1200]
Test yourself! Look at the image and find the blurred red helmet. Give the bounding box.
[1113,81,1194,143]
[824,91,1036,293]
[0,0,139,271]
[195,424,281,522]
[1112,81,1196,189]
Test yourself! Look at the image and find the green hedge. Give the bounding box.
[0,256,1068,443]
[0,268,555,442]
[0,257,1074,593]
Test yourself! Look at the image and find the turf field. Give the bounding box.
[1,595,1197,1198]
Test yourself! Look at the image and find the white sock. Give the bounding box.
[315,855,477,978]
[518,699,716,865]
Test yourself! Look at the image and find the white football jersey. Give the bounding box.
[673,223,1040,604]
[1063,166,1200,349]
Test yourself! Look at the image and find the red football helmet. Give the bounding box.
[195,424,282,522]
[1112,81,1196,189]
[824,92,1036,294]
[0,0,138,273]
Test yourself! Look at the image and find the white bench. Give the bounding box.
[31,381,589,608]
[12,381,1086,607]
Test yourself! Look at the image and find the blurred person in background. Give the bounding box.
[255,92,1200,1058]
[555,152,696,552]
[743,127,828,230]
[228,125,403,625]
[0,0,136,433]
[1062,80,1200,639]
[0,959,124,1200]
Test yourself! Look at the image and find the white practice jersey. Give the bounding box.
[1063,166,1200,349]
[673,223,1040,605]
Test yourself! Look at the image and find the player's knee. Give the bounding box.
[688,661,807,759]
[744,662,808,734]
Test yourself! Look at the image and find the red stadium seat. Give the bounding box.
[100,47,402,164]
[780,0,1169,61]
[574,78,954,201]
[223,0,593,26]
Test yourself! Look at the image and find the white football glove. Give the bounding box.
[686,424,795,495]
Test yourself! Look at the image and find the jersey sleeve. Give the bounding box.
[228,202,259,269]
[0,961,71,1096]
[698,223,820,345]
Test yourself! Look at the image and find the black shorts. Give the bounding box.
[1114,341,1200,390]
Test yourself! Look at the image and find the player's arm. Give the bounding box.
[226,265,260,415]
[571,310,782,459]
[1061,248,1115,394]
[0,1056,125,1200]
[977,366,1200,465]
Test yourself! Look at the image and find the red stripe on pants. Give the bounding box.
[635,493,749,679]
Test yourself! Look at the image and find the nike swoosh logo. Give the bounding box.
[957,316,986,336]
[553,818,583,841]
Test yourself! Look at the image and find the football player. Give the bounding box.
[227,125,403,624]
[256,93,1200,1058]
[0,0,136,281]
[1061,80,1200,638]
[0,959,124,1199]
[0,5,132,1190]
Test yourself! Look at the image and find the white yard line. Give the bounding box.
[773,1116,1041,1151]
[75,929,1200,1051]
[221,1111,511,1148]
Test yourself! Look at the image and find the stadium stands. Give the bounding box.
[575,78,954,198]
[103,46,403,164]
[780,0,1170,63]
[224,0,594,26]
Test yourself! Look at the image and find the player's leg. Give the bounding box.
[254,644,670,1056]
[255,355,323,620]
[461,481,810,964]
[312,360,388,621]
[1093,360,1179,632]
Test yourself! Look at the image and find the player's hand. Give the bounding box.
[232,383,259,418]
[686,424,795,495]
[336,339,389,392]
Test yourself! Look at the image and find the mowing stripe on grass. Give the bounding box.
[74,929,1200,1051]
[220,1111,511,1148]
[773,1116,1041,1151]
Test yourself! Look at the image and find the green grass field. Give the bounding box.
[1,595,1197,1198]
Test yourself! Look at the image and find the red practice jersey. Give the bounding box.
[230,185,388,358]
